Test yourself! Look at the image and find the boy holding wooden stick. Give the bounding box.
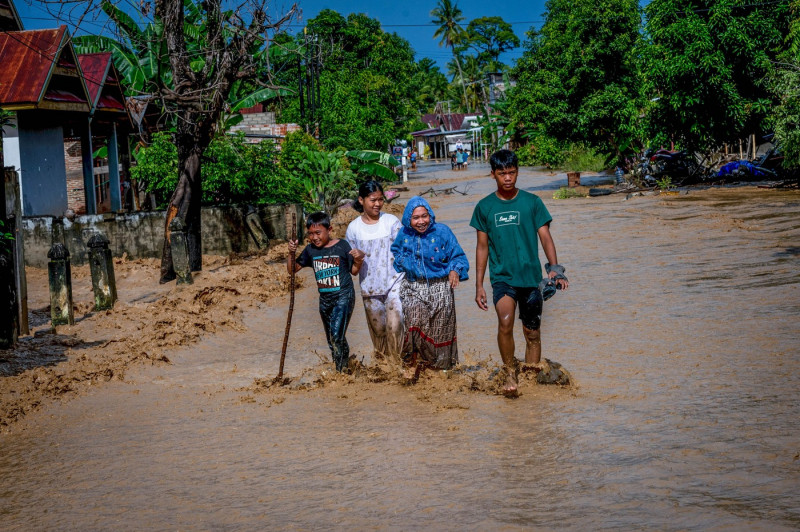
[288,212,365,372]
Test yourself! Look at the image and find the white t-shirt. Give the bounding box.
[346,212,404,297]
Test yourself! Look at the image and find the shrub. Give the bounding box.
[553,187,585,199]
[131,132,305,208]
[516,135,565,168]
[559,143,607,173]
[204,133,301,205]
[279,131,323,175]
[130,132,179,208]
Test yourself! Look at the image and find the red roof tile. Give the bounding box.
[0,27,69,106]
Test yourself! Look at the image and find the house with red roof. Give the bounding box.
[0,22,131,216]
[412,111,481,160]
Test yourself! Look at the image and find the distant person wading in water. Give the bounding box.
[346,181,406,364]
[470,149,569,396]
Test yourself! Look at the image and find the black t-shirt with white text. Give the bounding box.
[296,239,355,300]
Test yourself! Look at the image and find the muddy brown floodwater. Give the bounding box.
[1,163,799,530]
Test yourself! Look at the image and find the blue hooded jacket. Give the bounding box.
[391,196,470,282]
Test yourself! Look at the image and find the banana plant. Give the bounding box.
[345,149,399,181]
[73,0,296,130]
[298,146,356,213]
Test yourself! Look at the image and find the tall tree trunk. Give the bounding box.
[159,121,204,283]
[452,48,470,113]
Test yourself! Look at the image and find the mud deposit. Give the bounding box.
[1,163,799,529]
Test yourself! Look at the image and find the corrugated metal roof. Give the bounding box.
[420,113,467,132]
[78,52,111,108]
[78,52,127,113]
[0,27,69,106]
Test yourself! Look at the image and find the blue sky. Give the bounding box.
[13,0,549,71]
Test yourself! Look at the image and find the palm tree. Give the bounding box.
[431,0,469,112]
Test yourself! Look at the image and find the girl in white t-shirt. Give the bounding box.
[346,180,405,364]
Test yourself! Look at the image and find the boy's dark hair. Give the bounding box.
[306,211,331,229]
[490,149,519,171]
[352,180,384,213]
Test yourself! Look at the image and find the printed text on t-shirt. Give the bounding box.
[313,256,341,292]
[494,211,520,227]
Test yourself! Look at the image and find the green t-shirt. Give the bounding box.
[469,189,552,287]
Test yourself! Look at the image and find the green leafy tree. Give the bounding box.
[507,0,642,160]
[408,58,450,113]
[203,134,296,205]
[462,16,520,73]
[280,11,421,150]
[63,0,298,282]
[641,0,791,151]
[767,0,800,168]
[431,0,470,111]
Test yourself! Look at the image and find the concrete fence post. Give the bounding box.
[47,243,74,326]
[169,217,193,285]
[87,233,117,310]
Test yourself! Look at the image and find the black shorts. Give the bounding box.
[491,282,543,331]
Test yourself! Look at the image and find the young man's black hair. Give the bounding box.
[305,211,331,229]
[489,149,519,171]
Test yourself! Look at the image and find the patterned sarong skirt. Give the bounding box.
[399,277,458,369]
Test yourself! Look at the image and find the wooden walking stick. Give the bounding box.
[276,210,296,383]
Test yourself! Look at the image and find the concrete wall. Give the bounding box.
[17,114,68,217]
[22,203,303,268]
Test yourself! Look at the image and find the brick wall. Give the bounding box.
[64,140,87,215]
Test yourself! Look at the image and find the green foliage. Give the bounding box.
[462,16,520,72]
[641,0,792,151]
[516,135,565,168]
[203,134,298,205]
[346,150,399,181]
[130,132,179,208]
[656,176,674,190]
[0,219,14,252]
[553,187,585,199]
[278,11,422,150]
[297,147,357,213]
[770,63,800,168]
[278,131,323,174]
[431,0,469,110]
[560,144,608,173]
[131,132,302,208]
[508,0,642,159]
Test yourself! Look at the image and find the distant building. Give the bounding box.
[412,112,481,159]
[487,73,517,104]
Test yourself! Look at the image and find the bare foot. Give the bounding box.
[502,366,519,398]
[402,363,422,385]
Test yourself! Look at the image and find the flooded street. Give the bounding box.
[1,164,799,529]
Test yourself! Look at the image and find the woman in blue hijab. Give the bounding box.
[391,196,469,379]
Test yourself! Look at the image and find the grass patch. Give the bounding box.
[553,187,586,199]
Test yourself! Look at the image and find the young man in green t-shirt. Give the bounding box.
[469,149,569,396]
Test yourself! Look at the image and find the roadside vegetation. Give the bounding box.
[51,0,797,276]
